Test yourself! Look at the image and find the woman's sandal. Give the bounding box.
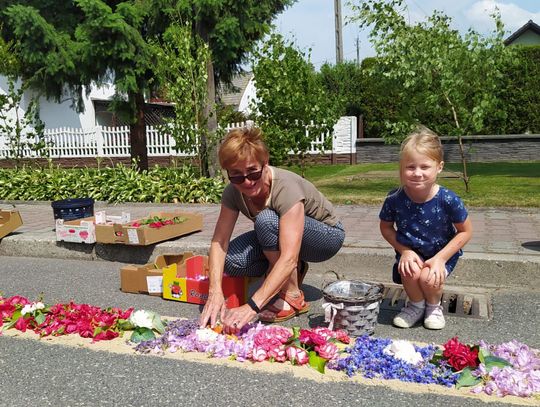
[258,290,310,323]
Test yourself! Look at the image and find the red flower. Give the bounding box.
[14,317,30,332]
[299,330,326,347]
[149,221,164,228]
[6,295,30,307]
[0,302,16,319]
[442,337,479,371]
[94,330,119,342]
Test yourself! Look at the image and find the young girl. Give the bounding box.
[379,127,472,330]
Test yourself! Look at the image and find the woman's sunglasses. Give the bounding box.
[228,169,263,185]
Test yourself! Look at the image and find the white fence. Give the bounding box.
[0,117,357,159]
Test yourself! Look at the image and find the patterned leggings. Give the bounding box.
[224,209,345,277]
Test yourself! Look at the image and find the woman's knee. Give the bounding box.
[254,209,279,248]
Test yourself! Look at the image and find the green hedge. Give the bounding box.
[321,46,540,138]
[0,164,225,203]
[497,45,540,134]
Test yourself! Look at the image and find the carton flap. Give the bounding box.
[185,255,208,279]
[0,210,23,239]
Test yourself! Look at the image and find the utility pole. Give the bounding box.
[334,0,343,64]
[355,36,360,66]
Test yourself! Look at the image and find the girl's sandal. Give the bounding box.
[258,290,310,323]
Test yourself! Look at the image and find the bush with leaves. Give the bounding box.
[350,0,515,192]
[0,164,224,204]
[252,33,341,173]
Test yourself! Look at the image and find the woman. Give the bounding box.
[199,127,345,333]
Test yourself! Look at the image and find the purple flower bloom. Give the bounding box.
[471,340,540,398]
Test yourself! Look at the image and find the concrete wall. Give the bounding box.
[356,134,540,163]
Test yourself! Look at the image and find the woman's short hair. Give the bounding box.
[400,125,444,164]
[219,127,269,169]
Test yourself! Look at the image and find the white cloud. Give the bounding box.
[465,1,540,32]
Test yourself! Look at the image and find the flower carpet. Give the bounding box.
[1,294,539,405]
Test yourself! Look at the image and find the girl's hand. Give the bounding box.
[398,250,424,278]
[423,258,446,288]
[199,292,226,328]
[221,304,257,335]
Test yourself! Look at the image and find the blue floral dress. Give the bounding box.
[379,187,468,283]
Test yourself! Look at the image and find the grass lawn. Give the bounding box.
[285,161,540,208]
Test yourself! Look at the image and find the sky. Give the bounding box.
[273,0,540,69]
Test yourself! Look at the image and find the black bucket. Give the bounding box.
[51,198,95,221]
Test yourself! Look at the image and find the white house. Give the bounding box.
[0,73,356,162]
[0,75,118,130]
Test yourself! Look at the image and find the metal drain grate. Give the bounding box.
[380,284,491,320]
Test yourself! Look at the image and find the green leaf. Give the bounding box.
[151,315,165,334]
[429,349,444,364]
[308,350,327,374]
[291,326,300,339]
[484,356,512,370]
[6,310,22,328]
[117,319,135,331]
[478,347,489,364]
[34,311,46,326]
[130,327,156,343]
[456,367,482,389]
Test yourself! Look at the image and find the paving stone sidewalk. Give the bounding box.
[1,200,539,288]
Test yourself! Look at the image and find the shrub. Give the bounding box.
[0,164,225,203]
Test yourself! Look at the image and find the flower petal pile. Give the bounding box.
[470,340,540,397]
[1,295,133,341]
[331,335,458,386]
[2,294,539,399]
[134,320,350,372]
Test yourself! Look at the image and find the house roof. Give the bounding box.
[219,73,254,107]
[504,20,540,45]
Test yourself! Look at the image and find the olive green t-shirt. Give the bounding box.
[221,166,338,226]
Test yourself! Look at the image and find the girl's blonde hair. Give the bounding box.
[219,126,269,169]
[396,126,444,188]
[400,126,444,164]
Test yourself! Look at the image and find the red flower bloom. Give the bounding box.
[442,337,479,371]
[14,317,29,332]
[299,330,326,347]
[0,302,16,319]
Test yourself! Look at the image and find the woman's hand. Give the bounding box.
[398,249,424,278]
[199,292,226,328]
[221,304,257,335]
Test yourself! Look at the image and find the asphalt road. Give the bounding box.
[1,256,539,406]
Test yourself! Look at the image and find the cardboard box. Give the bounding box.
[120,253,194,296]
[162,254,249,308]
[55,211,131,244]
[55,217,96,243]
[96,211,203,245]
[0,210,23,239]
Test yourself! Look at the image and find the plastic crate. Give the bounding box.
[51,198,95,221]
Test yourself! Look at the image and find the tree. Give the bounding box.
[153,22,210,176]
[252,34,340,175]
[0,77,47,163]
[350,0,514,191]
[0,37,47,164]
[319,61,362,117]
[178,1,294,176]
[318,59,401,138]
[0,0,293,173]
